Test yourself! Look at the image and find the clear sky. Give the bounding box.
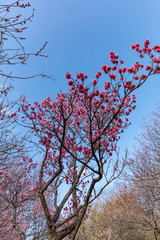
[3,0,160,154]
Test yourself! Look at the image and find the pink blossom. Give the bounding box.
[114,54,119,59]
[79,72,84,78]
[122,67,127,73]
[144,39,150,47]
[128,84,136,90]
[10,112,17,118]
[103,142,109,147]
[107,66,111,71]
[109,51,115,58]
[135,42,140,48]
[100,104,105,110]
[135,47,139,51]
[66,72,71,79]
[107,105,111,112]
[102,65,107,73]
[95,71,102,78]
[68,80,74,86]
[118,68,122,73]
[104,81,111,90]
[78,83,84,93]
[145,65,151,71]
[99,92,105,98]
[76,73,80,79]
[22,96,26,102]
[123,81,132,88]
[139,54,144,58]
[94,89,99,96]
[109,73,116,80]
[134,76,139,80]
[153,58,160,63]
[92,79,97,86]
[140,75,147,80]
[112,66,117,71]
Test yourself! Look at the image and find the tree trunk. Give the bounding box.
[48,227,59,240]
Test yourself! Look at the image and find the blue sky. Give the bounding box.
[4,0,160,154]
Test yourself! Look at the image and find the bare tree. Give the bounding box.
[126,106,160,239]
[0,0,51,80]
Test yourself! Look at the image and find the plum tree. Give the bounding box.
[19,39,160,239]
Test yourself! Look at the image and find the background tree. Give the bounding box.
[127,106,160,239]
[0,1,51,239]
[76,186,156,240]
[0,0,54,172]
[0,0,50,80]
